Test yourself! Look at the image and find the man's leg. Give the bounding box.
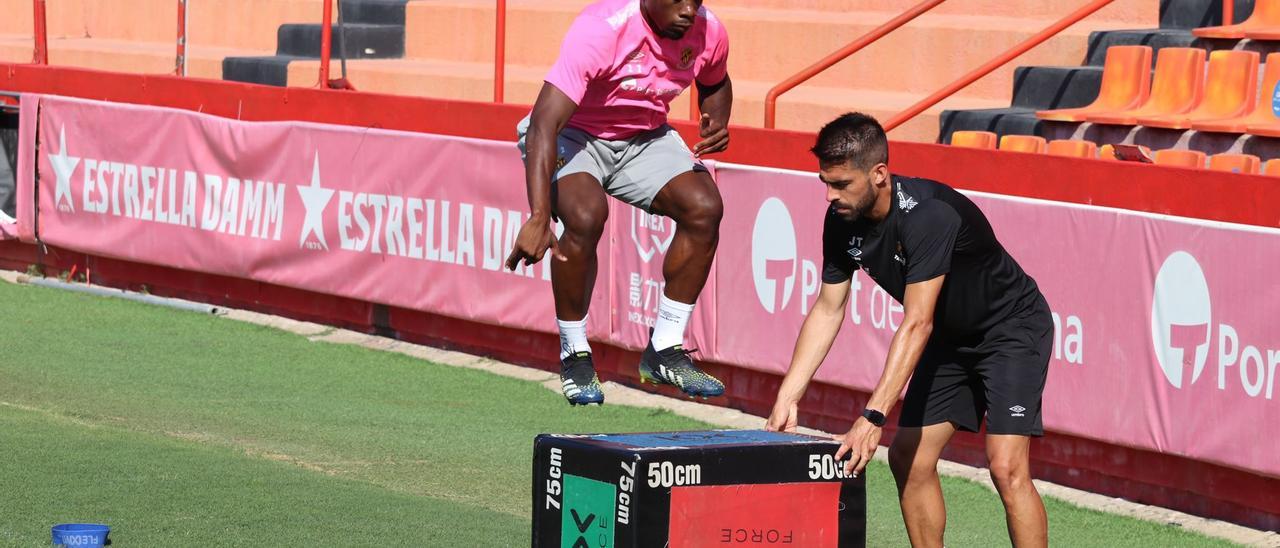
[893,342,981,547]
[549,172,609,405]
[978,298,1052,546]
[986,435,1048,548]
[888,422,956,548]
[648,170,723,306]
[550,172,610,322]
[635,169,726,397]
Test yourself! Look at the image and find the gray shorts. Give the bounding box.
[516,115,707,211]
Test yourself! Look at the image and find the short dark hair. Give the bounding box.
[810,112,889,170]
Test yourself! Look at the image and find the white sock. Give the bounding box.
[651,295,694,351]
[558,316,590,360]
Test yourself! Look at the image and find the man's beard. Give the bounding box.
[837,186,876,222]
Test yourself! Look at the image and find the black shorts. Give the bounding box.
[899,297,1053,436]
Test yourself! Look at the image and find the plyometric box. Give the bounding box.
[531,429,866,547]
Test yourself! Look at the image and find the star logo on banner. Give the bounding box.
[296,153,334,250]
[48,125,81,213]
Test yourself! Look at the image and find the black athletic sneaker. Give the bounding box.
[638,342,725,398]
[560,351,604,405]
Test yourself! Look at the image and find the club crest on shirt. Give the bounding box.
[898,190,918,211]
[680,46,695,69]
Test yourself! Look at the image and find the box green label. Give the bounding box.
[561,474,616,548]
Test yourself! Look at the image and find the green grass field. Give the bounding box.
[0,280,1235,546]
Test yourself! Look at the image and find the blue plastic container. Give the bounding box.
[51,524,109,547]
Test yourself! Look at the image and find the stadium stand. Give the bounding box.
[1136,49,1257,129]
[1035,45,1152,123]
[949,129,997,148]
[1152,148,1207,167]
[998,134,1048,153]
[1191,51,1280,133]
[1046,138,1098,157]
[1084,47,1206,126]
[1208,151,1262,172]
[941,0,1280,165]
[1193,0,1280,38]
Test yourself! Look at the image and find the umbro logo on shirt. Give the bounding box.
[848,236,865,261]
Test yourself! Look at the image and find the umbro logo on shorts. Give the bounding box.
[1009,405,1027,417]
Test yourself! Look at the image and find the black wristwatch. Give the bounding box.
[861,408,886,427]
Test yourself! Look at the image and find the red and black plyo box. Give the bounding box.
[531,430,866,547]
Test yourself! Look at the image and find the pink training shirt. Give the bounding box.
[544,0,730,140]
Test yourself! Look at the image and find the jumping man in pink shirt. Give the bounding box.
[506,0,733,405]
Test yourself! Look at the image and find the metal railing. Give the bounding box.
[318,0,356,90]
[319,0,335,85]
[765,0,1123,132]
[495,0,506,102]
[882,0,1115,131]
[176,0,187,75]
[32,0,47,65]
[764,0,946,129]
[33,0,191,77]
[29,0,358,89]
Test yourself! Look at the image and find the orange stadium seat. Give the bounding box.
[1244,0,1280,39]
[1137,50,1259,130]
[1153,149,1207,168]
[1046,139,1098,158]
[999,135,1047,153]
[1037,46,1153,122]
[1265,159,1280,176]
[1192,53,1280,133]
[1099,144,1119,160]
[1086,47,1206,126]
[1208,153,1261,174]
[1193,0,1280,39]
[1245,109,1280,136]
[949,130,997,149]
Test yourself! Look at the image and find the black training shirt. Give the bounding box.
[822,176,1043,340]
